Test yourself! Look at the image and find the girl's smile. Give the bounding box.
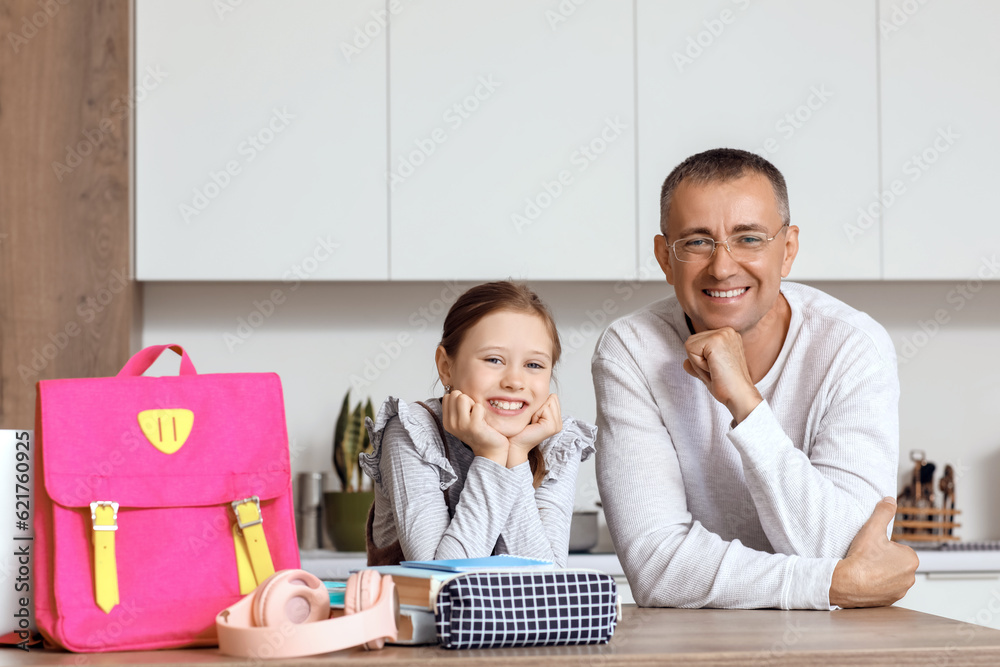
[486,397,528,415]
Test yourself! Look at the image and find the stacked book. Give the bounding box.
[1,430,34,648]
[343,555,554,645]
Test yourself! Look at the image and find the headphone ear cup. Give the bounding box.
[344,569,378,615]
[343,571,360,616]
[252,570,329,627]
[345,570,387,650]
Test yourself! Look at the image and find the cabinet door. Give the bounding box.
[880,0,1000,280]
[136,0,387,280]
[636,0,880,281]
[896,572,1000,630]
[389,1,635,280]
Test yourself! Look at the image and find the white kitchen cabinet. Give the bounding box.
[636,0,880,281]
[135,0,388,280]
[388,1,635,280]
[896,572,1000,631]
[880,0,1000,280]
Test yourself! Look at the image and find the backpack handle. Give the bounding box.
[116,344,198,377]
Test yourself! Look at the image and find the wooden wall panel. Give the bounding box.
[0,0,138,428]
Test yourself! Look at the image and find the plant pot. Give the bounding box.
[324,490,374,553]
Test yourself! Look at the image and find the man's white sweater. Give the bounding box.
[592,282,899,609]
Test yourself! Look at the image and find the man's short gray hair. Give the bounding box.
[659,148,791,237]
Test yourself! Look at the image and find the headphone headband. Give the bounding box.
[216,569,399,659]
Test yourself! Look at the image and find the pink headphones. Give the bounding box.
[216,569,399,659]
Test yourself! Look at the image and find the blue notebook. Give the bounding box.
[399,554,555,572]
[323,581,346,606]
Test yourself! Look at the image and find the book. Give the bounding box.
[400,554,555,572]
[393,606,436,645]
[329,603,436,645]
[323,580,346,606]
[362,557,557,609]
[0,430,34,646]
[363,565,457,609]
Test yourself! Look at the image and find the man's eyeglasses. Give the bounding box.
[667,224,789,263]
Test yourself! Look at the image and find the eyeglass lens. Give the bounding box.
[673,233,771,262]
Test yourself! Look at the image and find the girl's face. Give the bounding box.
[437,310,555,438]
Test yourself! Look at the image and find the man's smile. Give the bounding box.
[702,287,750,301]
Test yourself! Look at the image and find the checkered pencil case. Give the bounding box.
[433,570,619,650]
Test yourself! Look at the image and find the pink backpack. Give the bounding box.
[33,345,300,651]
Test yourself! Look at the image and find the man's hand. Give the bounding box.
[441,390,509,465]
[683,328,762,424]
[507,394,562,468]
[829,497,919,608]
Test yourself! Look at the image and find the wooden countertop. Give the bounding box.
[6,606,1000,666]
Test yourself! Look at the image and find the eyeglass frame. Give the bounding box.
[666,223,790,263]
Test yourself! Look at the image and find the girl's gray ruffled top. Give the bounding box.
[360,397,596,568]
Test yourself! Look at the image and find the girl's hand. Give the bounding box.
[507,394,562,466]
[441,390,509,465]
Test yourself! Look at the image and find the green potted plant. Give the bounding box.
[324,392,375,552]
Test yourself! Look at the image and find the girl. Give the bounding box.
[360,281,595,567]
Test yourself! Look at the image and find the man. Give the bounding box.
[593,148,917,609]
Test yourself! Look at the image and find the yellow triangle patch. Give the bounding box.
[137,409,194,454]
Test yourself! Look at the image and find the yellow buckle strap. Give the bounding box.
[90,501,120,614]
[232,497,274,586]
[231,523,258,595]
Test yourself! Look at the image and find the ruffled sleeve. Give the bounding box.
[359,396,458,490]
[537,416,597,485]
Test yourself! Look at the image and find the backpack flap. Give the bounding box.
[39,372,290,506]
